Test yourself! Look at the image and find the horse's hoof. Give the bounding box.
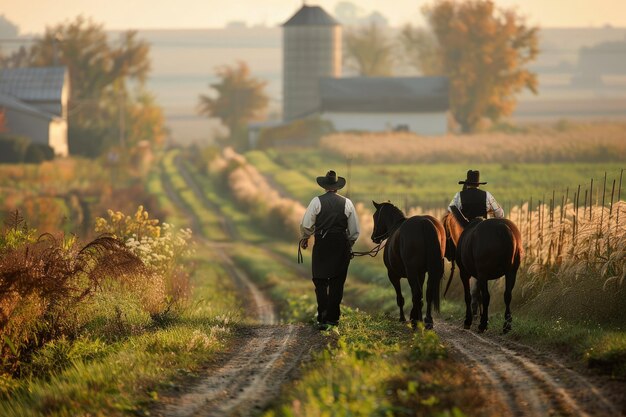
[463,323,471,330]
[503,324,512,334]
[411,320,418,330]
[399,318,406,323]
[425,322,434,330]
[478,325,488,333]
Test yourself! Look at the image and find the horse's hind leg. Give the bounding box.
[470,278,480,318]
[409,272,424,329]
[503,271,517,334]
[460,269,472,329]
[424,277,434,330]
[389,273,405,322]
[477,278,490,333]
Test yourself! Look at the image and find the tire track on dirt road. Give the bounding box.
[155,160,321,417]
[437,322,623,417]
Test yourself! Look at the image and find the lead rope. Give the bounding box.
[350,241,386,258]
[297,238,308,264]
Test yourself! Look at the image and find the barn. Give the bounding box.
[0,67,69,156]
[319,76,449,135]
[280,4,450,136]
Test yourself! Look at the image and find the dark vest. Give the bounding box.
[315,192,348,236]
[460,188,487,220]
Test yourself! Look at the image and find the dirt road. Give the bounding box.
[155,162,321,417]
[436,322,624,417]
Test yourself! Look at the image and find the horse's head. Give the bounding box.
[371,201,404,244]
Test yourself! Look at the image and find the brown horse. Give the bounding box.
[371,201,446,329]
[442,209,523,333]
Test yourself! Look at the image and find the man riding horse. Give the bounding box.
[443,170,522,333]
[300,170,360,331]
[448,170,504,221]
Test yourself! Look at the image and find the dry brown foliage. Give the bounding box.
[0,216,143,374]
[214,148,305,239]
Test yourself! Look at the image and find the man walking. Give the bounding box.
[300,170,360,330]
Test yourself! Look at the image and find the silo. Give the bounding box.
[282,5,341,121]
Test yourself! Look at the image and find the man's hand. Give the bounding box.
[300,238,309,250]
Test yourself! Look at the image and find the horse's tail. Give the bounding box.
[425,219,444,313]
[443,260,455,298]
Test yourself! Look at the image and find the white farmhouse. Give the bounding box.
[319,77,449,135]
[0,67,69,156]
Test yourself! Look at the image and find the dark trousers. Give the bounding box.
[313,274,347,324]
[312,233,350,324]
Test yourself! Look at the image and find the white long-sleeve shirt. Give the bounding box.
[300,195,360,245]
[448,190,504,218]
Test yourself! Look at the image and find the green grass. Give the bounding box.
[253,148,624,210]
[162,150,228,240]
[264,309,480,417]
[0,247,243,416]
[182,160,266,242]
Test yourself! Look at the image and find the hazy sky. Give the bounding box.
[3,0,626,34]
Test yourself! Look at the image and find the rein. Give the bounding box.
[350,241,386,258]
[352,213,404,259]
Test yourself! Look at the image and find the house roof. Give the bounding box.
[0,91,57,121]
[283,5,339,27]
[0,67,66,102]
[319,77,449,113]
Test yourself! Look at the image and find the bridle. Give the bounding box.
[351,204,402,259]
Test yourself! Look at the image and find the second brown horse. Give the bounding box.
[443,208,523,333]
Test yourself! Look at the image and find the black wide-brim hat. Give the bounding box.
[458,170,487,186]
[317,170,346,190]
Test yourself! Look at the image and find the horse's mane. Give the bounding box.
[380,202,406,220]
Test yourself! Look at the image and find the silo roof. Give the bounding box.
[283,5,339,26]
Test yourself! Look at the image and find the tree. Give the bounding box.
[424,0,539,132]
[397,24,443,76]
[4,16,161,155]
[198,61,268,148]
[344,22,394,76]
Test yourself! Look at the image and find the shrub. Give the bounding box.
[257,117,334,149]
[95,206,194,316]
[0,213,143,375]
[0,134,30,163]
[24,143,54,163]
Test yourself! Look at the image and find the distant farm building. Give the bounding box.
[280,4,450,136]
[0,67,69,156]
[319,77,449,135]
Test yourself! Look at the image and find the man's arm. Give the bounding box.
[345,198,360,246]
[447,192,461,212]
[300,197,321,242]
[486,191,504,218]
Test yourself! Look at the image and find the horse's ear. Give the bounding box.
[372,200,380,209]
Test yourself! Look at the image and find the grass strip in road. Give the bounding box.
[263,308,481,417]
[162,150,228,241]
[181,160,266,243]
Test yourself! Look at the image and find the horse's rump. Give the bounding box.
[459,219,522,280]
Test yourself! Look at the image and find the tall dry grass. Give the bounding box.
[0,212,144,375]
[211,148,305,239]
[320,123,626,164]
